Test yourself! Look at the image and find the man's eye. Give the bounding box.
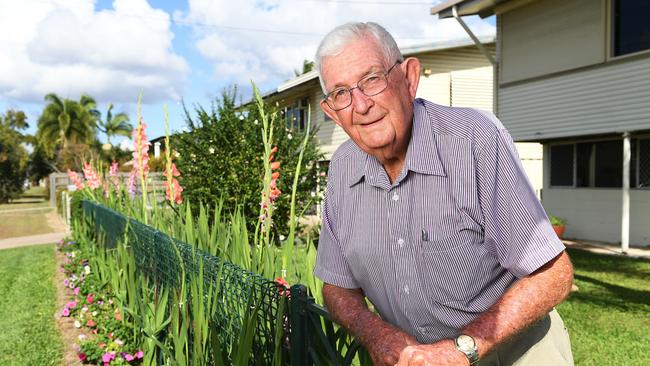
[333,89,347,99]
[365,75,381,83]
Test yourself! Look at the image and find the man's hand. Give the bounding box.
[395,339,469,366]
[366,327,419,366]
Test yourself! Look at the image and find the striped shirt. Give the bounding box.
[314,98,565,343]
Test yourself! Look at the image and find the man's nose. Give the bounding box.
[350,88,373,113]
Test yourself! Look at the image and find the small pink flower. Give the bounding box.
[86,319,96,327]
[86,294,94,304]
[63,279,69,287]
[73,287,80,296]
[66,301,77,309]
[99,342,106,349]
[135,350,144,359]
[78,352,87,362]
[102,351,115,363]
[123,353,135,362]
[61,307,70,317]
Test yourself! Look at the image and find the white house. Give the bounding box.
[432,0,650,248]
[263,37,544,197]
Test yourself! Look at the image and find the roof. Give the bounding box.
[266,35,495,98]
[430,0,506,19]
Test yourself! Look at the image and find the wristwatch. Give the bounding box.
[454,334,479,365]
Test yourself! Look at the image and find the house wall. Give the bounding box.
[498,0,650,142]
[541,188,650,247]
[500,0,606,84]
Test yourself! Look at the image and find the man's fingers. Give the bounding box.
[395,346,415,366]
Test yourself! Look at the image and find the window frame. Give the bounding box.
[607,0,650,61]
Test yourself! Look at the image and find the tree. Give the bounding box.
[0,110,29,202]
[36,93,98,158]
[97,103,133,146]
[294,59,315,77]
[174,88,324,239]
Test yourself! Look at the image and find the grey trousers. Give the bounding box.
[481,309,574,365]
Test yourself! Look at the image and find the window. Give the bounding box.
[550,144,574,186]
[613,0,650,56]
[550,138,648,188]
[285,98,309,130]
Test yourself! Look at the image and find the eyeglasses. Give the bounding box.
[324,61,402,111]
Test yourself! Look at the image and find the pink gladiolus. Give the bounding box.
[86,294,94,304]
[131,120,150,180]
[67,169,85,190]
[109,161,120,192]
[163,163,183,205]
[135,350,144,359]
[61,307,70,317]
[127,169,137,197]
[83,162,102,190]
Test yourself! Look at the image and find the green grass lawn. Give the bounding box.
[0,245,63,366]
[0,211,56,239]
[558,248,650,365]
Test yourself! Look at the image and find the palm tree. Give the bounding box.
[36,93,98,156]
[97,103,132,146]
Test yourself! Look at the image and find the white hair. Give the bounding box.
[315,22,404,94]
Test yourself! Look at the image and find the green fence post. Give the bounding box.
[290,284,309,366]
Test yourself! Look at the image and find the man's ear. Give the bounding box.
[402,57,421,99]
[320,99,342,127]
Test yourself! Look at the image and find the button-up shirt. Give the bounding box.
[314,98,565,343]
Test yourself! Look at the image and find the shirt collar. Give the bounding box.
[347,99,446,187]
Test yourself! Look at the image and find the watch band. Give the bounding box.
[454,334,480,365]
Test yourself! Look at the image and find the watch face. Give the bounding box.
[457,335,476,352]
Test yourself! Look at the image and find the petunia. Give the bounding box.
[63,279,69,287]
[66,301,77,309]
[86,319,96,327]
[102,352,115,363]
[86,294,94,304]
[135,350,144,359]
[61,307,70,317]
[123,353,135,362]
[73,287,80,296]
[78,353,87,362]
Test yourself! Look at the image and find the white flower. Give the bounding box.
[84,266,91,275]
[74,320,81,328]
[174,151,180,158]
[239,115,244,120]
[81,306,88,312]
[78,334,86,341]
[310,191,316,197]
[254,119,259,125]
[279,235,286,241]
[70,252,76,258]
[92,311,98,316]
[287,134,293,140]
[209,147,215,154]
[115,339,124,346]
[275,101,279,107]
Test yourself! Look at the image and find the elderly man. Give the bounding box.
[313,22,574,366]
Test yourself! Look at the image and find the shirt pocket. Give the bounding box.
[416,228,484,306]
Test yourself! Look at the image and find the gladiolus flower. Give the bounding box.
[109,161,120,193]
[82,162,102,190]
[127,169,137,198]
[270,161,281,170]
[163,163,183,205]
[131,120,150,185]
[67,169,85,190]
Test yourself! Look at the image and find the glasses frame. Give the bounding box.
[324,60,402,111]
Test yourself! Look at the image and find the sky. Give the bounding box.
[0,0,495,147]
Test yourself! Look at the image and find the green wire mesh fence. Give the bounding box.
[80,199,368,365]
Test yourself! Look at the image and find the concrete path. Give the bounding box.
[0,231,68,250]
[563,239,650,260]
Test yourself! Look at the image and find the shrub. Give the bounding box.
[549,215,566,226]
[174,88,324,239]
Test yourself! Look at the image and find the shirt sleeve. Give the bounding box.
[474,113,565,278]
[313,165,360,289]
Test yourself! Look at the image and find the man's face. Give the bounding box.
[320,36,419,161]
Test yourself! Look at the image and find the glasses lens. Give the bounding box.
[359,74,387,97]
[328,89,351,110]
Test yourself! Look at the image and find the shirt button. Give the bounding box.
[392,193,399,201]
[404,285,410,294]
[397,238,404,247]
